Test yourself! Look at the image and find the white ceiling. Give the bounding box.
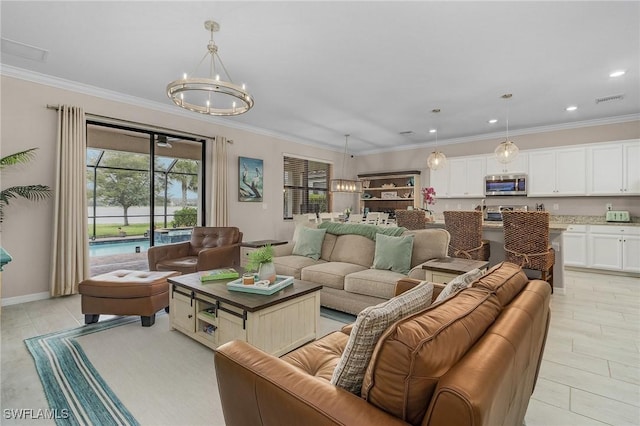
[1,1,638,154]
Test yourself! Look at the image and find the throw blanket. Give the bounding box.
[318,222,407,240]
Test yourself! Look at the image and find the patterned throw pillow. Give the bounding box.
[434,268,485,303]
[331,280,434,394]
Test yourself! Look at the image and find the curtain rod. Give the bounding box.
[45,104,233,143]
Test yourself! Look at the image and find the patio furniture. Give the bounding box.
[147,226,242,274]
[78,270,180,326]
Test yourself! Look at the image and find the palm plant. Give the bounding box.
[0,148,52,223]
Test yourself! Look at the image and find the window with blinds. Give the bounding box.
[283,156,331,219]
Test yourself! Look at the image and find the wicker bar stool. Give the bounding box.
[394,209,426,230]
[443,211,490,261]
[502,211,555,292]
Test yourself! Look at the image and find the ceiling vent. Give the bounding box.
[595,94,625,104]
[399,131,414,136]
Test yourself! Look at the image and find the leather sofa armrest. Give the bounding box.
[272,242,294,257]
[214,340,408,426]
[395,277,423,296]
[147,241,190,270]
[395,278,446,301]
[197,243,241,270]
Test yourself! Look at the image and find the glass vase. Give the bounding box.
[258,261,277,284]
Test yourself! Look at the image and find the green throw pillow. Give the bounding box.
[372,233,414,275]
[292,227,326,260]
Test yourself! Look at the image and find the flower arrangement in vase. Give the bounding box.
[421,187,436,220]
[246,244,276,283]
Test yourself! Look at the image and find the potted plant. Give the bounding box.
[0,148,51,223]
[0,148,52,270]
[246,244,276,284]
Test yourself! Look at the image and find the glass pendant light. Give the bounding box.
[494,94,519,164]
[427,109,447,170]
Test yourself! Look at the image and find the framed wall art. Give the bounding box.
[239,156,263,202]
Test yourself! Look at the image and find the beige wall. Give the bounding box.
[0,76,357,301]
[1,74,638,302]
[358,121,640,216]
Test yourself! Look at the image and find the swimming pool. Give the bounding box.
[89,239,150,257]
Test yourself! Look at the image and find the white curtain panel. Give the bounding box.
[50,106,88,296]
[212,136,229,226]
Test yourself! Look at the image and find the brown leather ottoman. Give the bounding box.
[78,270,180,327]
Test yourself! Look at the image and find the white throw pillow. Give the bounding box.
[434,268,485,303]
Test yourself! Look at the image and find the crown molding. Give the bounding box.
[0,64,328,149]
[3,64,637,157]
[358,113,640,156]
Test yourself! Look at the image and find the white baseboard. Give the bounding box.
[1,291,50,306]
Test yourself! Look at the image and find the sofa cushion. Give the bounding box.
[291,221,318,243]
[406,229,450,268]
[282,330,349,381]
[372,233,414,275]
[473,261,529,307]
[361,287,501,425]
[344,269,406,300]
[330,234,375,267]
[292,227,327,260]
[331,280,435,394]
[272,255,325,280]
[302,262,368,290]
[433,267,484,303]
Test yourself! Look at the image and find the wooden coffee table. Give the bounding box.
[422,258,489,284]
[168,272,321,356]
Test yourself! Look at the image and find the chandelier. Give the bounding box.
[494,94,519,163]
[427,109,447,170]
[167,20,254,116]
[330,134,363,193]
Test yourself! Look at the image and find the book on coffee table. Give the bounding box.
[199,268,240,282]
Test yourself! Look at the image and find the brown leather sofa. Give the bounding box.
[147,226,242,274]
[214,262,551,426]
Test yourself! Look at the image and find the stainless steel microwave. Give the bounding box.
[484,174,527,196]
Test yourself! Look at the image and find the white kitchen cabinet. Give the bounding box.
[563,225,588,267]
[528,147,586,196]
[485,152,529,175]
[588,140,640,195]
[429,161,450,198]
[446,156,486,198]
[587,225,640,273]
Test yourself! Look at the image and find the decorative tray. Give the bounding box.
[226,275,294,295]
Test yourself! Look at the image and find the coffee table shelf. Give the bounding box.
[168,273,321,356]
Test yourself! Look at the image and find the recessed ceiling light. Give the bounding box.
[488,119,498,124]
[609,70,626,78]
[566,105,578,111]
[429,129,437,133]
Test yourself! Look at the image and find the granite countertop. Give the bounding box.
[428,215,640,230]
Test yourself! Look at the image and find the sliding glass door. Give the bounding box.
[86,123,205,269]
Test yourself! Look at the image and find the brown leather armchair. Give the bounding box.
[147,227,242,274]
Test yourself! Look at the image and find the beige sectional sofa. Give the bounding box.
[273,223,450,315]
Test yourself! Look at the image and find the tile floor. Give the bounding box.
[1,269,639,425]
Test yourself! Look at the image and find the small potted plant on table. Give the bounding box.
[246,244,276,284]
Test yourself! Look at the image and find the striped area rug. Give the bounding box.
[24,317,141,426]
